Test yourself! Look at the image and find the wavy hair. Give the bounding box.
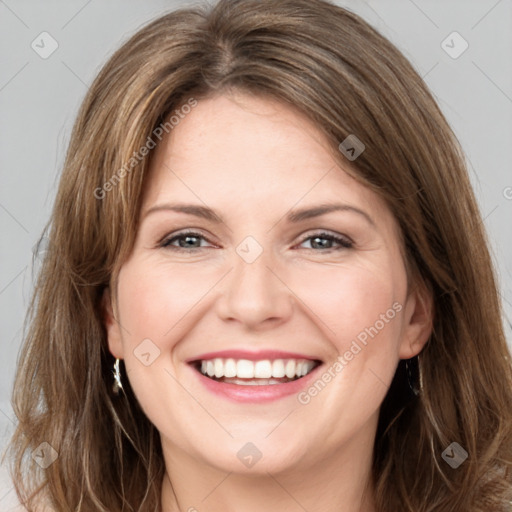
[5,0,512,510]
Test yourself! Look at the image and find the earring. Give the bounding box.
[112,358,123,395]
[405,355,422,396]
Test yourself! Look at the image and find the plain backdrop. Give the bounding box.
[1,0,511,507]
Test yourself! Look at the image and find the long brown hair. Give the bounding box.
[5,0,512,510]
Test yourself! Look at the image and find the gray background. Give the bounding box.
[1,0,511,507]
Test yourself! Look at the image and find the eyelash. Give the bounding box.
[160,230,353,252]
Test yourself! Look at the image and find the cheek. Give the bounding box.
[289,259,405,355]
[114,261,213,420]
[288,261,406,423]
[116,260,214,347]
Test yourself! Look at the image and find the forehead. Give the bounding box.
[143,92,390,224]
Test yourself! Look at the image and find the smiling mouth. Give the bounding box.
[190,357,322,386]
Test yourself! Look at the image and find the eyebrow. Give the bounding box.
[286,203,375,227]
[142,202,376,228]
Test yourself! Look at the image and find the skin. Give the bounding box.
[103,91,433,512]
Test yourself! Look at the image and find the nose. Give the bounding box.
[215,244,294,330]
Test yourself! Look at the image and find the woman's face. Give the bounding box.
[104,92,431,475]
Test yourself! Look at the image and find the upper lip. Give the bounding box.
[186,349,322,363]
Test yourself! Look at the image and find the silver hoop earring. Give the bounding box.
[112,358,123,395]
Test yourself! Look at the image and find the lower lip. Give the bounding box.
[189,363,323,403]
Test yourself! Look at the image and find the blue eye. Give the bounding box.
[299,232,353,251]
[160,230,353,252]
[161,231,208,251]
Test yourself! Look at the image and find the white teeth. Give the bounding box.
[285,360,296,379]
[272,359,285,378]
[214,358,224,378]
[224,358,237,378]
[220,378,287,386]
[198,358,317,380]
[254,360,272,378]
[236,359,254,378]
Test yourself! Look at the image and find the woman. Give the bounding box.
[5,0,512,510]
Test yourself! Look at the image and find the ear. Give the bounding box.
[101,287,124,359]
[398,281,433,360]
